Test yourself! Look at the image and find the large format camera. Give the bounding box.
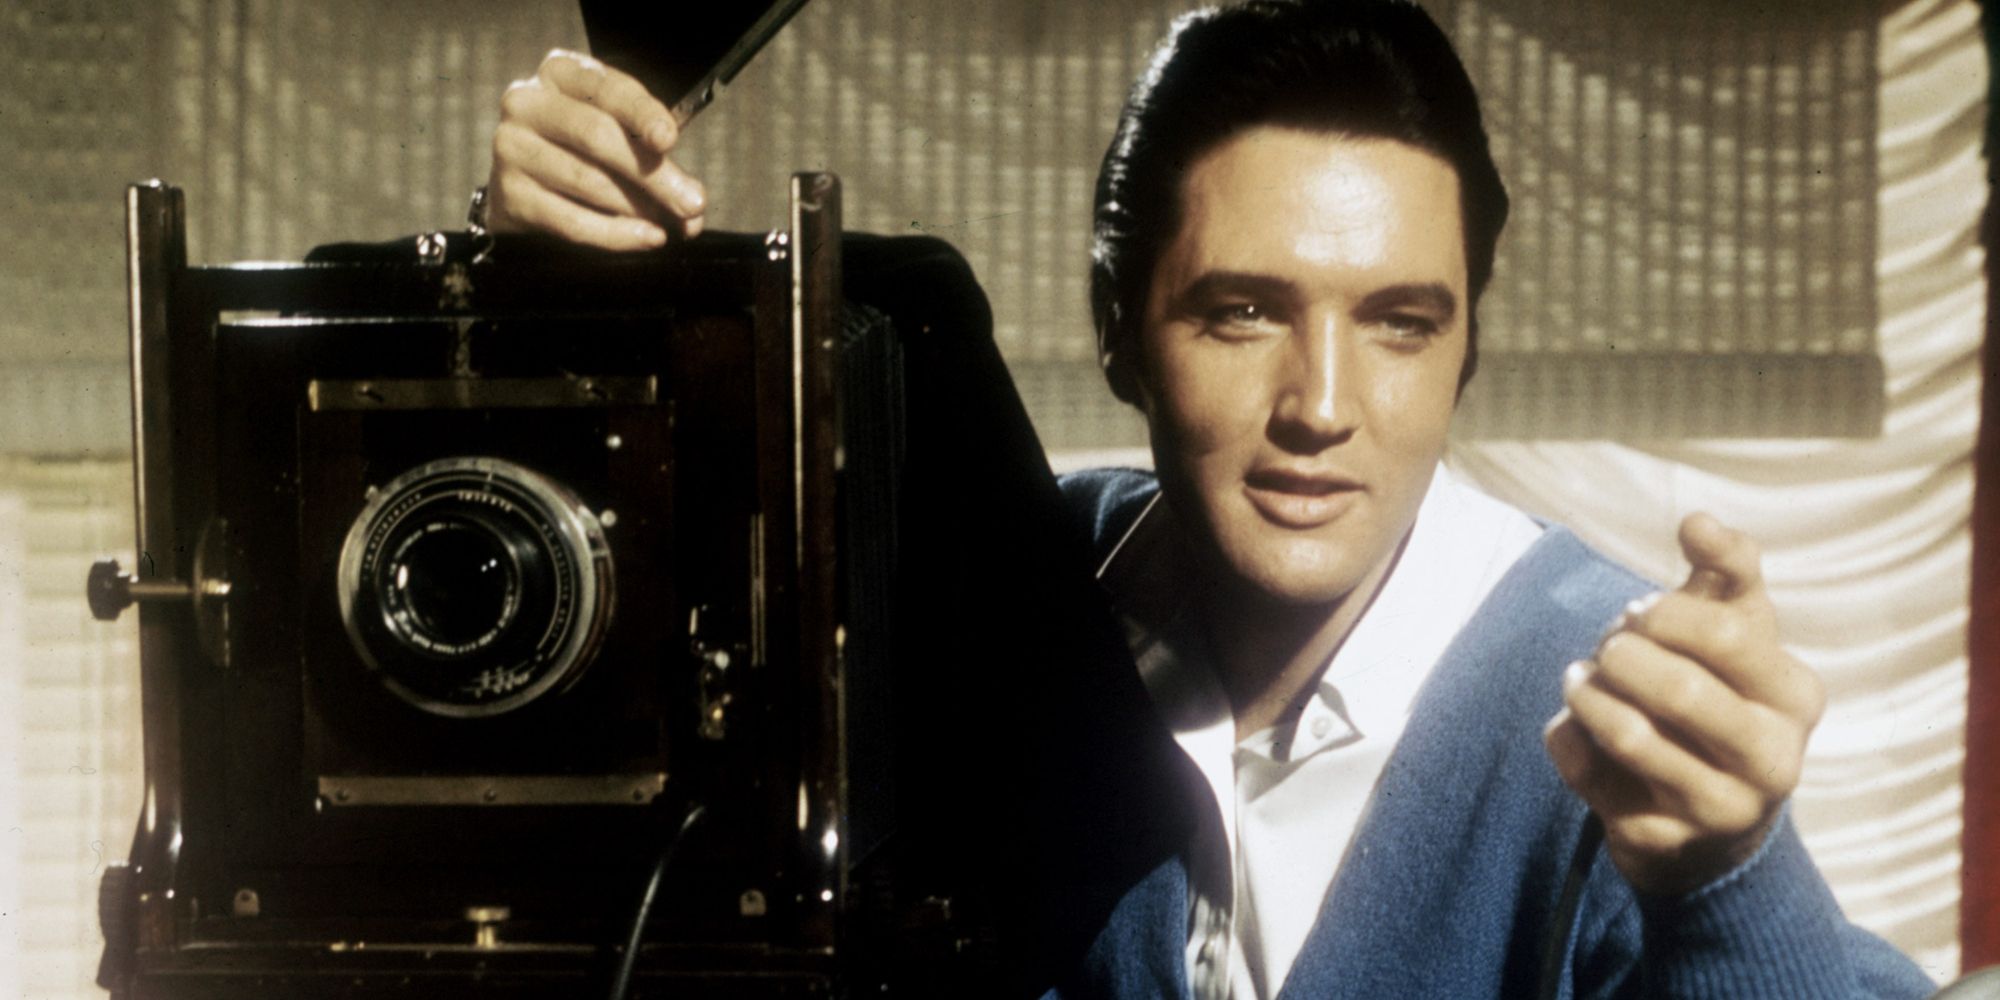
[87,175,974,997]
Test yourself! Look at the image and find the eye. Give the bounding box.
[1200,301,1284,340]
[1206,302,1261,324]
[1379,313,1442,340]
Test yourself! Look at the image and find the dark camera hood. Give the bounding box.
[579,0,814,121]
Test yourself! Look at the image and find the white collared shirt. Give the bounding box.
[1104,464,1545,1000]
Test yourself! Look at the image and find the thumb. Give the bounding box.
[1677,512,1761,603]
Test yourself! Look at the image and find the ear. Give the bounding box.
[1102,348,1143,406]
[1100,314,1144,406]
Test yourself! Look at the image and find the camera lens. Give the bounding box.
[383,517,523,654]
[337,458,614,717]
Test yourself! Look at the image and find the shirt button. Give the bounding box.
[1198,941,1216,964]
[1310,716,1333,739]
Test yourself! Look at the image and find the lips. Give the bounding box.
[1242,468,1363,529]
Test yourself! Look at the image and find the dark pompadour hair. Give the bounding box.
[1090,0,1507,400]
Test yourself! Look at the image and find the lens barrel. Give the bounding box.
[337,457,614,717]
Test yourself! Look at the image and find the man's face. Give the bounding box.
[1134,127,1468,606]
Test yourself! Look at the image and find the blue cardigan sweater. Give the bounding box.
[1051,469,1933,1000]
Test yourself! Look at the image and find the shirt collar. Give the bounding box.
[1103,464,1544,768]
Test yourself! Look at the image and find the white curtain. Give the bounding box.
[1449,0,1985,979]
[0,460,143,1000]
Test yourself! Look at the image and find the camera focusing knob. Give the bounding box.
[87,559,192,621]
[465,906,510,949]
[87,560,231,622]
[416,231,447,265]
[85,519,233,669]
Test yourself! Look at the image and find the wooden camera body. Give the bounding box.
[91,175,954,998]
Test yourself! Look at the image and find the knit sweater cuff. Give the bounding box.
[1632,808,1872,996]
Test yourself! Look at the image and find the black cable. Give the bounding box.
[606,802,707,1000]
[1537,812,1604,1000]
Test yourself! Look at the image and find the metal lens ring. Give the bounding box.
[337,457,614,718]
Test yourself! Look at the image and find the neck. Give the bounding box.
[1200,538,1404,742]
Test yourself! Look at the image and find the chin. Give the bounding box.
[1219,539,1371,609]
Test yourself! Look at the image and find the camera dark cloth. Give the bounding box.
[843,233,1203,987]
[306,231,1203,995]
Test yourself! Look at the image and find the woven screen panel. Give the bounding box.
[154,0,586,264]
[1437,0,1883,438]
[0,0,1887,451]
[0,0,155,367]
[1439,0,1877,357]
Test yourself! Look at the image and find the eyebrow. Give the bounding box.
[1171,271,1297,311]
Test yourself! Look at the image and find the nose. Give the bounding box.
[1269,312,1356,451]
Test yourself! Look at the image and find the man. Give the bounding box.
[482,2,1932,996]
[1048,4,1932,997]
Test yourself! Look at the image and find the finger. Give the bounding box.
[1545,708,1650,814]
[490,171,667,251]
[1590,630,1803,796]
[1548,709,1721,890]
[502,78,707,219]
[1677,512,1762,603]
[1626,592,1824,725]
[1544,708,1596,798]
[1562,662,1768,836]
[493,121,660,222]
[536,49,679,153]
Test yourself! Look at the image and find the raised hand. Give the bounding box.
[486,49,708,250]
[1543,513,1826,896]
